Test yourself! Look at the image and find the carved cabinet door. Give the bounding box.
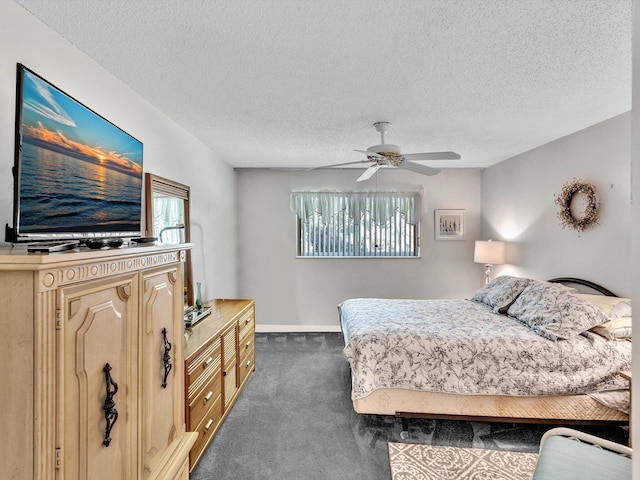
[140,264,185,478]
[59,273,138,480]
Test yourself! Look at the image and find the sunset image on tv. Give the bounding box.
[17,67,143,235]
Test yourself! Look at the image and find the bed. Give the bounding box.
[339,276,632,424]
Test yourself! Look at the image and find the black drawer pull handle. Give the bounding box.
[102,363,118,447]
[161,328,172,388]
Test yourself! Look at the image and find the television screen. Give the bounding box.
[9,64,143,242]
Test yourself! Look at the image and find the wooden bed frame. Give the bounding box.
[345,277,629,427]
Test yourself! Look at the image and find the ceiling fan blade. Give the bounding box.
[356,164,380,182]
[399,161,441,176]
[313,160,371,169]
[354,149,385,159]
[402,151,461,161]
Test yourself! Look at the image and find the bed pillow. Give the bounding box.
[590,317,632,341]
[470,275,532,313]
[506,281,609,341]
[572,293,632,320]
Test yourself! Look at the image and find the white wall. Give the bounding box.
[0,1,238,300]
[630,0,639,472]
[236,167,482,329]
[484,110,636,469]
[481,113,631,297]
[240,111,632,331]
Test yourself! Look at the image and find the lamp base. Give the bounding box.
[484,264,493,285]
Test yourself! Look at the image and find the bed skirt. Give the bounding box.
[353,388,629,423]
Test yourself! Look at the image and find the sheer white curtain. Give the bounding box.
[153,195,185,243]
[290,191,420,225]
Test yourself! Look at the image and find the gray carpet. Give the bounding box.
[189,332,628,480]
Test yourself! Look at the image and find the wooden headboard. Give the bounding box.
[548,277,617,297]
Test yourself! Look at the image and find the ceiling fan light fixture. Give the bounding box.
[366,144,403,165]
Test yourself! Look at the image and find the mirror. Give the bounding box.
[145,173,193,309]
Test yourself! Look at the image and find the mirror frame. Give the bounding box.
[145,173,194,308]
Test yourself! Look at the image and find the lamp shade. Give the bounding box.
[474,240,506,265]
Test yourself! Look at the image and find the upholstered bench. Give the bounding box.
[532,427,631,480]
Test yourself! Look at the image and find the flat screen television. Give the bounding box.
[6,64,144,243]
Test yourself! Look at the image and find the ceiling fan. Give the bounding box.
[324,122,461,182]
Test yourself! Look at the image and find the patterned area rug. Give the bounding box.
[388,443,538,480]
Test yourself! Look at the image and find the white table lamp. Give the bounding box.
[474,240,506,285]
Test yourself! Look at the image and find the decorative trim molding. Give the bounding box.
[36,250,183,292]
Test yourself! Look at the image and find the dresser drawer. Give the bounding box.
[188,366,222,431]
[189,394,223,467]
[239,346,255,387]
[186,337,221,395]
[238,307,255,341]
[238,330,254,358]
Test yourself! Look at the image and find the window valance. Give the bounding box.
[290,191,420,225]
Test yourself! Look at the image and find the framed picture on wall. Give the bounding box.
[435,209,465,240]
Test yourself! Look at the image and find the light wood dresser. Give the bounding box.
[184,299,256,470]
[0,244,197,480]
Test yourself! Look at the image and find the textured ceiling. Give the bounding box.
[14,0,632,170]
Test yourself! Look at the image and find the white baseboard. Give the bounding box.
[255,324,342,333]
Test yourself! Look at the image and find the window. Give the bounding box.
[291,191,420,257]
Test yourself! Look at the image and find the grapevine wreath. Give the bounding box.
[554,179,600,232]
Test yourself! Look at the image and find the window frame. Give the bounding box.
[292,191,421,259]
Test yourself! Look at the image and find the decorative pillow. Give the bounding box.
[471,275,532,313]
[572,293,632,320]
[591,317,632,341]
[506,281,609,341]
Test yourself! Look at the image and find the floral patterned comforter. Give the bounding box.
[340,298,632,400]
